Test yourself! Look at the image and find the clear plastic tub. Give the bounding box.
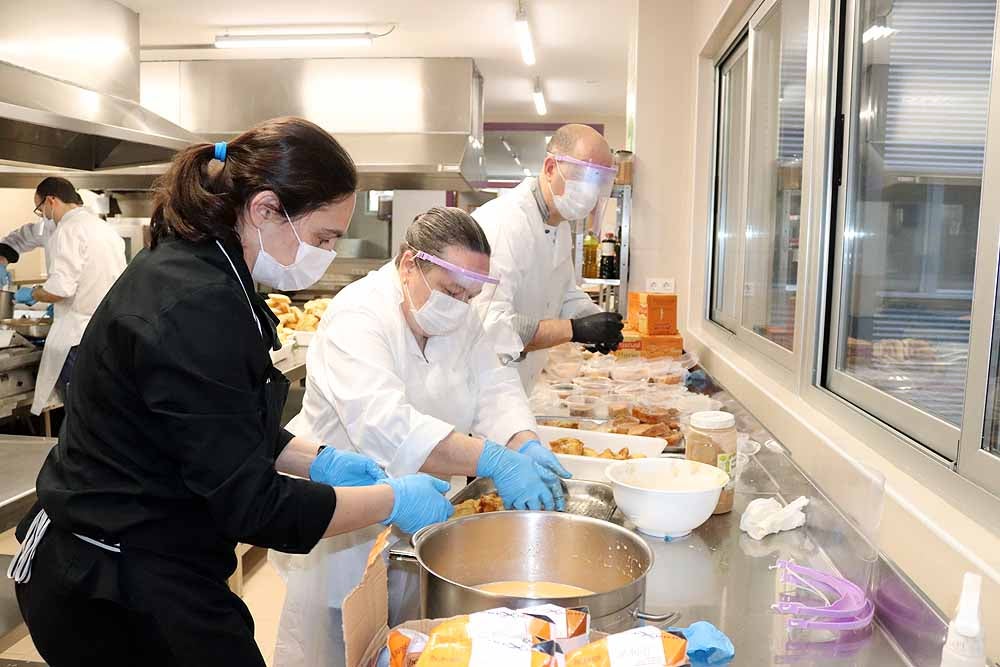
[606,397,635,419]
[573,377,613,397]
[548,360,583,381]
[648,361,687,385]
[611,361,650,383]
[583,355,616,378]
[565,394,602,418]
[550,382,579,400]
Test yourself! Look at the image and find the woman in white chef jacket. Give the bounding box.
[273,207,571,667]
[0,177,126,414]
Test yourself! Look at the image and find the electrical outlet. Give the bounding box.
[645,278,676,294]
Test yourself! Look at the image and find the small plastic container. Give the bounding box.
[676,351,699,370]
[611,361,649,383]
[583,355,616,378]
[573,377,613,397]
[606,398,635,419]
[648,361,687,385]
[566,394,601,418]
[685,411,737,515]
[631,400,679,425]
[548,360,583,381]
[550,382,579,400]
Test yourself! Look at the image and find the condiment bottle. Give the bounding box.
[686,411,737,514]
[583,231,600,279]
[599,233,617,279]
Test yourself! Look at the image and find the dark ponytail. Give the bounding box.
[150,116,357,248]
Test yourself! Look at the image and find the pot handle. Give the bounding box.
[387,525,434,563]
[633,609,681,626]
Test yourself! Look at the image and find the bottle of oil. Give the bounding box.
[582,231,599,279]
[599,233,617,280]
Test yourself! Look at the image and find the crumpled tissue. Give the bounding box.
[739,496,809,540]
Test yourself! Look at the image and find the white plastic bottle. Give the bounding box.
[940,572,986,667]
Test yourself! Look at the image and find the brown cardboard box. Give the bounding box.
[636,293,678,335]
[615,329,684,360]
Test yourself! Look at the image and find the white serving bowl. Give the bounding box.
[606,458,729,539]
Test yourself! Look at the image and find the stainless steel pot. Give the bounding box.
[0,291,13,321]
[391,511,676,632]
[1,318,51,339]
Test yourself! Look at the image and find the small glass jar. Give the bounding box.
[685,411,737,514]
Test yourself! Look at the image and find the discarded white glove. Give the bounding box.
[740,496,809,540]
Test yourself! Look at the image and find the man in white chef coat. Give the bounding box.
[473,124,624,392]
[0,177,126,413]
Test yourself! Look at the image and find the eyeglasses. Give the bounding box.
[33,197,47,217]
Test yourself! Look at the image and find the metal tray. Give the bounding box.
[453,477,617,522]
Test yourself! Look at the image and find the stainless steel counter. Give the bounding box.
[0,436,55,532]
[274,346,308,383]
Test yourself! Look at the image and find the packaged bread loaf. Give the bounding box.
[566,626,688,666]
[415,608,559,667]
[389,629,429,667]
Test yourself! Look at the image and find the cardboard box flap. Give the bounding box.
[343,528,392,667]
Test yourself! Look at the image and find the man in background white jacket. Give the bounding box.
[0,177,126,413]
[473,124,624,392]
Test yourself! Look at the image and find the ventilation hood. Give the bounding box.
[139,57,487,191]
[0,60,201,172]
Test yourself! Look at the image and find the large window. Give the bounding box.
[711,39,749,331]
[826,0,998,457]
[742,0,809,351]
[710,0,810,361]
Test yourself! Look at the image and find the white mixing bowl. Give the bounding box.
[606,458,729,539]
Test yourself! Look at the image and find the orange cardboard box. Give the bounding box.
[615,329,683,360]
[636,293,678,335]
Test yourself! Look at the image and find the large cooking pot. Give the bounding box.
[391,511,676,632]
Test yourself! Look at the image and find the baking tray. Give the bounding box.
[453,477,617,522]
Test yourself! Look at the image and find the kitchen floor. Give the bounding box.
[0,529,287,666]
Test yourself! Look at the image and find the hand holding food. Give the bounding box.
[476,441,556,511]
[379,474,454,534]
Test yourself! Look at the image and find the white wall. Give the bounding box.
[627,0,1000,654]
[0,190,46,281]
[390,191,448,257]
[484,114,628,152]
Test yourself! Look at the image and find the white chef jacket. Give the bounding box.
[287,261,536,475]
[472,178,601,392]
[0,218,57,272]
[30,208,126,413]
[274,261,536,667]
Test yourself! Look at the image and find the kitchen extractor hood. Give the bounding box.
[0,60,201,172]
[139,57,487,191]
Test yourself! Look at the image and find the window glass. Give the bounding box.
[711,43,750,329]
[833,0,996,426]
[742,0,810,350]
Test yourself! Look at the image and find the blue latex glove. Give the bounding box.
[668,622,735,665]
[14,286,36,306]
[477,440,556,511]
[0,264,10,289]
[45,304,53,318]
[518,439,572,511]
[309,447,388,487]
[380,474,454,534]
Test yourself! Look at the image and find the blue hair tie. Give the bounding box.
[214,141,227,161]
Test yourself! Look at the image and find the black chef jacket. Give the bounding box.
[26,234,337,579]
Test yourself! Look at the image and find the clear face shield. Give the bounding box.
[403,249,500,364]
[550,153,618,225]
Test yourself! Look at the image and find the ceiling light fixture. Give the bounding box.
[501,137,513,153]
[513,154,522,166]
[523,167,531,176]
[515,0,536,66]
[533,77,547,116]
[214,24,395,49]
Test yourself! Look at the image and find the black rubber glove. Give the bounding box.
[571,312,625,352]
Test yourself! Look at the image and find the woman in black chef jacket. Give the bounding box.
[7,117,454,667]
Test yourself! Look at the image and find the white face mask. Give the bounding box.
[405,264,470,336]
[251,208,337,291]
[552,164,601,221]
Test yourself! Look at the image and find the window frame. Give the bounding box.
[708,0,811,369]
[957,14,1000,491]
[709,35,751,334]
[819,0,1000,462]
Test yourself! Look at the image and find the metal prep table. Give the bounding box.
[407,372,950,667]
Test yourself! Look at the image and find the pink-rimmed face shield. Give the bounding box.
[414,250,498,301]
[550,153,618,223]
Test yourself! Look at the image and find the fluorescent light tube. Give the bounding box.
[533,77,547,116]
[215,33,374,48]
[515,19,536,66]
[514,155,522,166]
[523,167,531,176]
[501,138,513,152]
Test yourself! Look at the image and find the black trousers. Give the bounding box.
[16,526,265,667]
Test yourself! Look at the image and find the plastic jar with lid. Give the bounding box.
[685,411,737,514]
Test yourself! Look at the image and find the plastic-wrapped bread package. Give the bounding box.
[520,604,591,652]
[566,626,688,667]
[414,608,561,667]
[389,628,429,667]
